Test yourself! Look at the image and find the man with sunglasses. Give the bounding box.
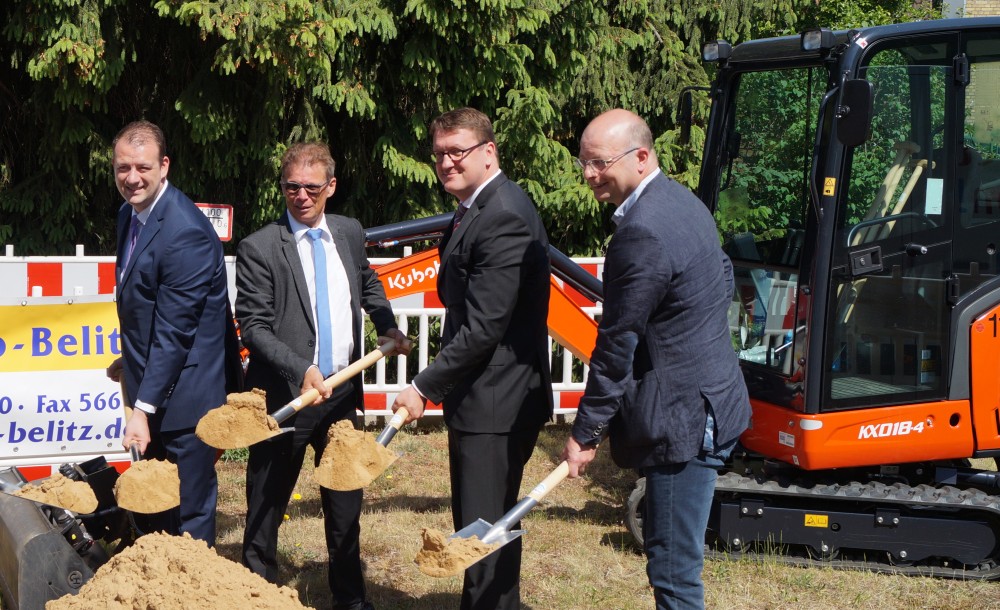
[392,107,552,610]
[560,109,750,610]
[235,141,409,610]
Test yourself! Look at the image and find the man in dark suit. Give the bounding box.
[561,109,751,610]
[236,142,408,610]
[106,119,236,545]
[392,107,552,610]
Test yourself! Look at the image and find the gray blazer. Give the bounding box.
[571,172,750,469]
[235,213,397,413]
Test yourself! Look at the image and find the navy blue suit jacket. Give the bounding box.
[115,183,232,432]
[571,172,751,469]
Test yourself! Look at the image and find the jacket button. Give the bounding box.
[308,339,315,347]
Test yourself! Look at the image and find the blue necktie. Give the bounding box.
[307,229,334,377]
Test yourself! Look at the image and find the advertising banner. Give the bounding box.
[0,300,127,468]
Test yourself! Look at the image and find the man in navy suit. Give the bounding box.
[561,109,750,610]
[106,120,236,545]
[392,108,552,610]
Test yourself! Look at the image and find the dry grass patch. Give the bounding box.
[213,421,1000,610]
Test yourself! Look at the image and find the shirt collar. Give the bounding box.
[459,169,501,210]
[288,212,331,242]
[133,179,170,224]
[612,168,661,225]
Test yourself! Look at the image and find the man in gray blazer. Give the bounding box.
[392,108,552,610]
[561,109,750,610]
[236,142,408,610]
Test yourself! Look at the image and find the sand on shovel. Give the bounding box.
[195,389,280,449]
[12,472,98,514]
[114,459,180,513]
[45,531,311,610]
[414,527,499,577]
[314,419,397,491]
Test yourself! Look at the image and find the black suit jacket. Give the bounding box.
[571,172,751,469]
[115,184,236,431]
[413,172,553,433]
[235,213,397,413]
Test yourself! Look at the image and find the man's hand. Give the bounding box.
[301,365,332,404]
[560,436,599,478]
[106,357,123,382]
[380,329,413,357]
[122,409,151,454]
[391,385,427,424]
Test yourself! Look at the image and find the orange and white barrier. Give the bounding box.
[0,245,602,478]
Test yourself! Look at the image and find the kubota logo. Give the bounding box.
[857,420,926,439]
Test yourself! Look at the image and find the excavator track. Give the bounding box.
[708,471,1000,579]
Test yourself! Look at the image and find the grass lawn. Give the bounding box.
[209,421,1000,610]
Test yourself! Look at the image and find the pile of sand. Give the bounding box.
[114,459,180,513]
[195,389,279,449]
[12,473,98,514]
[413,528,498,577]
[314,420,397,491]
[45,532,311,609]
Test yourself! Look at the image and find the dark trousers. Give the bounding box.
[642,438,735,610]
[137,426,218,545]
[242,386,365,608]
[448,426,540,610]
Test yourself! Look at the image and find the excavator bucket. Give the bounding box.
[0,472,95,609]
[0,459,126,609]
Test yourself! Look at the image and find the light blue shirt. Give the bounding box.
[612,168,661,225]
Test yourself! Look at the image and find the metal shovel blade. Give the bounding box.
[450,518,526,547]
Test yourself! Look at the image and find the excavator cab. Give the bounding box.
[686,18,1000,576]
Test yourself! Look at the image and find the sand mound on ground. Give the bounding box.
[45,532,311,609]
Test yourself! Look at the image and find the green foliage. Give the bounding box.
[1,0,915,256]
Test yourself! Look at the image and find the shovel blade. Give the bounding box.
[450,518,492,541]
[450,519,525,547]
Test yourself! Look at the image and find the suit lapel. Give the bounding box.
[278,215,316,333]
[439,172,504,262]
[328,215,360,306]
[118,186,166,289]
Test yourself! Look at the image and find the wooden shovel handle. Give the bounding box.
[526,461,570,502]
[271,340,396,423]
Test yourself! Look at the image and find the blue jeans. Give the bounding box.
[642,438,735,610]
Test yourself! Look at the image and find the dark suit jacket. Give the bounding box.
[571,172,751,469]
[115,184,234,432]
[235,213,397,413]
[413,172,553,433]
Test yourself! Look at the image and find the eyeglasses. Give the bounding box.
[280,181,329,196]
[574,147,640,172]
[431,141,489,164]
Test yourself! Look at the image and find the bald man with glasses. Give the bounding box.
[562,109,750,610]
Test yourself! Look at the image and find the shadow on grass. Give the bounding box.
[282,561,540,610]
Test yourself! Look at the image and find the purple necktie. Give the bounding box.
[452,204,469,230]
[122,215,141,270]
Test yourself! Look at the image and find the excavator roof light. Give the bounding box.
[702,40,732,63]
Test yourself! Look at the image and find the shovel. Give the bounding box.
[197,340,397,449]
[114,380,181,513]
[313,406,408,491]
[453,460,570,548]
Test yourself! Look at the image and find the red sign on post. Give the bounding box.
[195,203,234,242]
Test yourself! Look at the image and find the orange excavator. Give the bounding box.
[373,15,1000,579]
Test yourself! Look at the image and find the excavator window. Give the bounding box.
[713,66,824,382]
[826,36,955,409]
